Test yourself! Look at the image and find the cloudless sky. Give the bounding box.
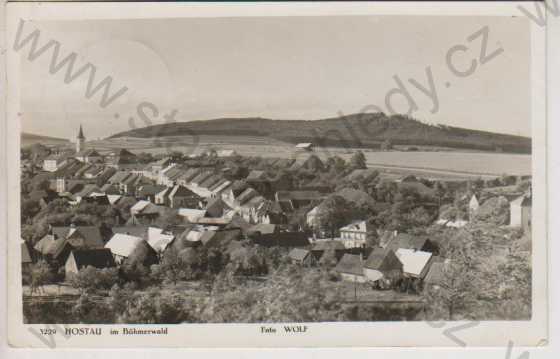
[19,15,532,140]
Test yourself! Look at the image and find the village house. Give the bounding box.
[335,254,367,283]
[178,208,207,222]
[105,148,138,168]
[275,190,325,211]
[155,184,201,208]
[288,248,315,266]
[64,248,116,275]
[34,225,105,264]
[394,248,433,279]
[104,232,148,264]
[469,194,480,221]
[510,194,532,232]
[363,247,403,288]
[311,240,346,263]
[43,153,69,172]
[339,220,371,248]
[75,149,102,163]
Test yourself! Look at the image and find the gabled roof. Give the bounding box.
[511,194,532,207]
[137,185,167,197]
[205,198,228,217]
[75,184,102,198]
[105,233,145,258]
[237,188,258,205]
[191,171,213,185]
[101,183,120,195]
[248,223,277,235]
[180,168,202,182]
[386,233,429,252]
[147,227,175,253]
[340,220,368,232]
[246,170,267,182]
[395,248,432,278]
[108,171,132,184]
[111,226,149,239]
[289,248,311,261]
[199,230,217,246]
[178,208,207,222]
[311,240,345,252]
[34,226,104,255]
[424,261,446,285]
[69,248,115,269]
[276,190,325,202]
[169,185,198,198]
[335,254,363,276]
[130,200,151,213]
[364,247,397,270]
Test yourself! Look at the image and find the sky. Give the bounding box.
[18,15,532,140]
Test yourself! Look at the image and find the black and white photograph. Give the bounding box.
[4,1,549,348]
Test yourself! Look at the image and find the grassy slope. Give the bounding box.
[109,113,531,154]
[21,132,69,147]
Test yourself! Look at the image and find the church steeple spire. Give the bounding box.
[76,125,86,153]
[77,124,85,140]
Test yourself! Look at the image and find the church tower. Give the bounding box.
[76,124,85,153]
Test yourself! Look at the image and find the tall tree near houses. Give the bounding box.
[424,230,479,320]
[316,195,354,239]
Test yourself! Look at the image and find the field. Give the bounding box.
[79,135,530,178]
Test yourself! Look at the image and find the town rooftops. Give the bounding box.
[108,171,132,184]
[34,226,104,256]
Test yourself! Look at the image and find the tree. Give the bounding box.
[69,266,119,294]
[316,195,355,239]
[349,151,367,169]
[151,247,192,285]
[326,156,347,174]
[424,243,478,320]
[29,260,54,295]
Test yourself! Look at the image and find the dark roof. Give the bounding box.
[386,233,429,252]
[248,223,277,235]
[199,231,217,246]
[276,190,325,202]
[364,247,393,270]
[205,197,228,217]
[335,254,363,276]
[70,248,115,269]
[254,232,310,248]
[312,240,345,252]
[137,185,167,197]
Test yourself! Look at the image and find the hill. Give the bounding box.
[109,113,531,154]
[21,132,69,147]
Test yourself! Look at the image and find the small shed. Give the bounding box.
[288,248,315,267]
